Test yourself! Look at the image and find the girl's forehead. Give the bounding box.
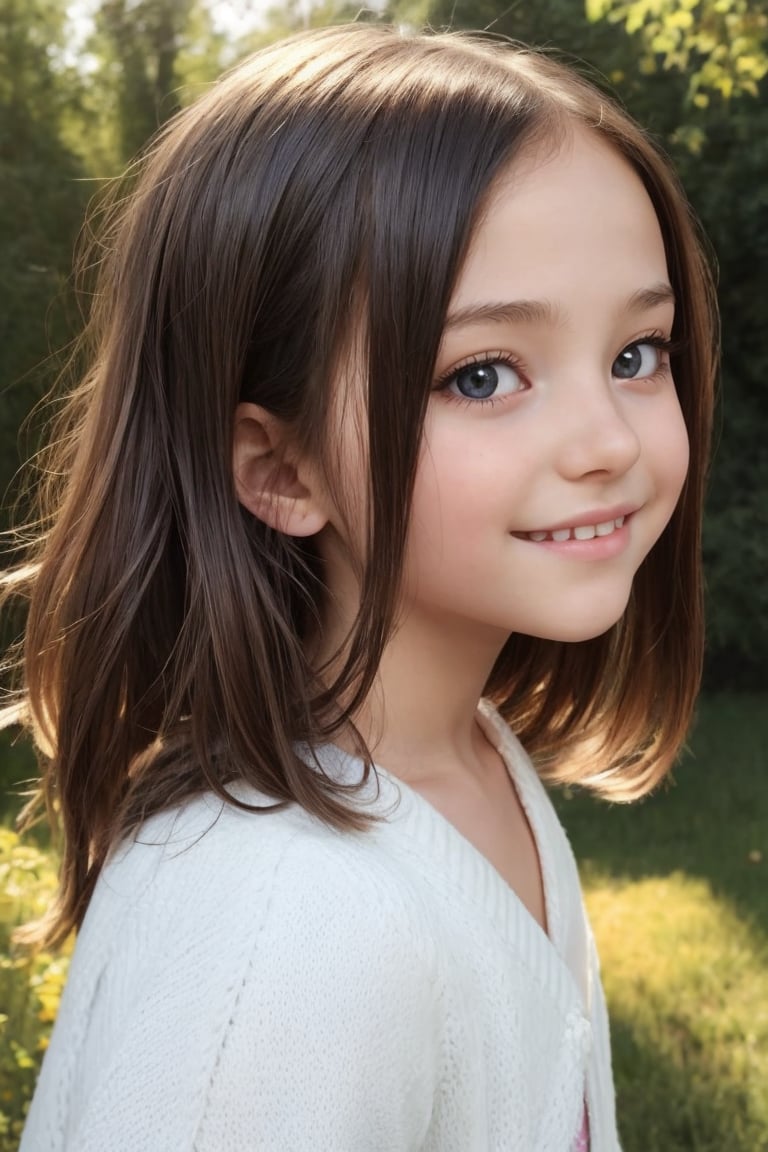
[478,123,657,239]
[450,125,669,320]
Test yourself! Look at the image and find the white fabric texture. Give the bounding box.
[20,701,621,1151]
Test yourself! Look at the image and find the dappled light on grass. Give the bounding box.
[584,870,768,1152]
[553,694,768,1148]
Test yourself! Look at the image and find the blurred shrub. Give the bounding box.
[0,829,70,1151]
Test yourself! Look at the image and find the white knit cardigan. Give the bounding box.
[21,702,621,1151]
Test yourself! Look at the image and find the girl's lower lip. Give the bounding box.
[514,516,633,559]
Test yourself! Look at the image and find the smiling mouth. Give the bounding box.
[516,515,627,543]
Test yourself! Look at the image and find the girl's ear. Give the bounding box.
[232,403,329,537]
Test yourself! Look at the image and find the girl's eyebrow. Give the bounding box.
[443,283,675,333]
[624,283,676,313]
[444,299,556,331]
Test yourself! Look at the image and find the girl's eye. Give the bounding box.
[612,341,665,381]
[444,359,525,401]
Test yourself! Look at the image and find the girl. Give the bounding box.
[5,23,716,1152]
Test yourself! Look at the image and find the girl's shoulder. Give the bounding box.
[89,704,538,939]
[87,771,431,967]
[27,782,443,1152]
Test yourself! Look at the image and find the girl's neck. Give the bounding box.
[325,603,510,788]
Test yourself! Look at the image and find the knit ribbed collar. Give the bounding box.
[306,699,589,1016]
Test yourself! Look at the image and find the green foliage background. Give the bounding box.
[1,0,766,687]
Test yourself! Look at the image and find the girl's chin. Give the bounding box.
[521,607,630,644]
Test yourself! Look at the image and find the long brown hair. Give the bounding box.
[1,25,718,948]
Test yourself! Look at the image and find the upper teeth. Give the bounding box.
[527,516,625,543]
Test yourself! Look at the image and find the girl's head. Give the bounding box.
[4,25,717,944]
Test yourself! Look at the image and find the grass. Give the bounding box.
[554,694,768,1151]
[0,694,766,1149]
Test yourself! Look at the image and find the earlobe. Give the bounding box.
[232,403,328,537]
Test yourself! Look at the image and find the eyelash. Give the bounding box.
[626,331,682,363]
[619,331,684,382]
[434,331,684,408]
[434,350,527,408]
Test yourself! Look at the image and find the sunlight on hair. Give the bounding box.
[0,701,30,731]
[0,563,40,588]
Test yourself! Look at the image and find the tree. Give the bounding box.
[0,0,88,527]
[587,0,768,104]
[93,0,197,162]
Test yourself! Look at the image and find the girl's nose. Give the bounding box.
[555,386,642,481]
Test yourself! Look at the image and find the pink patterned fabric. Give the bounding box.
[572,1103,590,1151]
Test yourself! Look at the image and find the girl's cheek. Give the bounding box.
[666,392,691,491]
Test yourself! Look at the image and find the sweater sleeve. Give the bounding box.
[193,833,442,1151]
[22,801,442,1152]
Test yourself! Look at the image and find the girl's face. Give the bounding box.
[316,122,689,655]
[395,124,689,645]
